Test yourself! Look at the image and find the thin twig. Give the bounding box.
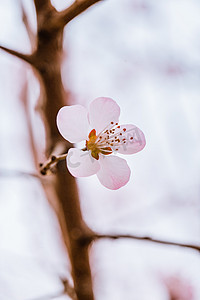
[39,153,68,175]
[63,279,78,300]
[92,233,200,253]
[40,147,87,175]
[0,45,33,65]
[54,0,103,28]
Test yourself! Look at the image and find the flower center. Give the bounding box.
[86,122,131,160]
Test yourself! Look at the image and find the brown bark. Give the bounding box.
[31,2,98,299]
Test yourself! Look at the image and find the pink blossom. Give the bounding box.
[56,97,146,190]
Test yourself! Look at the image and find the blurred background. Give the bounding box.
[0,0,200,299]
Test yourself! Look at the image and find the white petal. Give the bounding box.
[88,97,120,134]
[114,124,146,155]
[67,148,100,177]
[97,155,131,190]
[57,105,89,143]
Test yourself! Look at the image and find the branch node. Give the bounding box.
[51,155,56,161]
[39,152,68,175]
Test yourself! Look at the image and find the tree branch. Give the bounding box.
[0,45,33,65]
[91,233,200,252]
[20,0,36,51]
[0,169,39,179]
[54,0,103,28]
[63,279,78,300]
[39,147,87,175]
[39,153,68,175]
[33,0,52,14]
[31,2,97,298]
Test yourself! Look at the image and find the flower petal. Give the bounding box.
[67,148,100,177]
[114,124,146,154]
[97,155,131,190]
[88,97,120,134]
[57,105,89,143]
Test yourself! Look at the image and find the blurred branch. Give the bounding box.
[20,0,36,51]
[63,279,78,300]
[91,233,200,252]
[0,45,33,65]
[54,0,103,28]
[0,169,39,179]
[20,71,41,170]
